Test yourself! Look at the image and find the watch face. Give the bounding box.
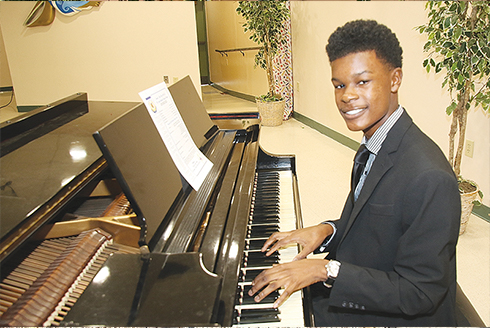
[328,260,341,277]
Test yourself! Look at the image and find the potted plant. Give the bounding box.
[417,1,488,234]
[236,0,290,126]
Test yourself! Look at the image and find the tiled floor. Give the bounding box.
[201,84,489,325]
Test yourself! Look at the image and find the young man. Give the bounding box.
[247,20,461,326]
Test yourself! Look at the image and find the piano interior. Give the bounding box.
[0,77,314,327]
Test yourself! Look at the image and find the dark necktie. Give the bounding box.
[351,144,371,193]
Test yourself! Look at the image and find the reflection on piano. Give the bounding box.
[0,77,314,327]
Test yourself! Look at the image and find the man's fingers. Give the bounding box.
[273,289,290,308]
[249,280,280,302]
[261,232,285,252]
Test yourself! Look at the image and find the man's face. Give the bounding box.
[330,50,402,139]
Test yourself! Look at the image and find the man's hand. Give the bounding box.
[262,224,334,260]
[248,259,329,308]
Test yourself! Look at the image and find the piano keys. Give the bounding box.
[234,170,309,327]
[0,77,314,326]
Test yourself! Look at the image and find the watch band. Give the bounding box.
[324,260,341,288]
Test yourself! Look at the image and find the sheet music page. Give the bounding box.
[139,82,213,191]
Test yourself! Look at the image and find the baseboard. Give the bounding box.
[472,203,490,223]
[292,111,359,151]
[208,82,256,103]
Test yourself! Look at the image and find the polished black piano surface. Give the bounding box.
[1,93,139,260]
[0,78,313,327]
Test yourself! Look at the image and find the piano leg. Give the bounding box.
[234,170,306,327]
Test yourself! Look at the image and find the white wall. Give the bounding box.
[291,1,489,205]
[0,1,201,105]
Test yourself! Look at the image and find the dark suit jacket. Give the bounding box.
[314,110,461,326]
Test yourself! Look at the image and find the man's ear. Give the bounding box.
[391,67,403,93]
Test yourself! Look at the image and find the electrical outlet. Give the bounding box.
[163,75,169,84]
[465,140,474,158]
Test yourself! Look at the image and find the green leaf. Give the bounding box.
[435,62,442,73]
[444,17,451,29]
[446,101,457,115]
[454,27,463,40]
[451,62,458,72]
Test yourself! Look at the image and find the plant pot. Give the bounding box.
[256,98,285,127]
[459,180,479,235]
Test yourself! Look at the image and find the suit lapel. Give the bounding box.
[338,110,413,245]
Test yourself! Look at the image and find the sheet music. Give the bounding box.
[139,82,213,191]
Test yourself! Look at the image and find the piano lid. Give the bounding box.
[92,77,219,248]
[0,96,139,242]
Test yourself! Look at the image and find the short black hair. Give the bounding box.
[326,19,403,68]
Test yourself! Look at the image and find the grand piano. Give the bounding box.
[0,77,314,327]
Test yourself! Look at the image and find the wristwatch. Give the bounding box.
[324,260,341,288]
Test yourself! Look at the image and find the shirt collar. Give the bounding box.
[362,105,404,155]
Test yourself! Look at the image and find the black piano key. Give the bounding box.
[250,215,280,224]
[255,190,279,196]
[253,198,278,204]
[242,269,264,282]
[254,196,279,202]
[256,182,279,187]
[244,250,278,259]
[248,224,279,231]
[245,239,268,251]
[235,285,280,305]
[257,171,279,177]
[243,257,278,268]
[253,203,278,209]
[256,183,279,189]
[247,227,279,239]
[242,285,280,302]
[247,231,276,239]
[244,253,277,263]
[252,210,279,218]
[252,202,279,209]
[239,293,279,305]
[235,308,281,324]
[256,177,279,184]
[257,176,279,182]
[242,253,278,264]
[255,190,278,195]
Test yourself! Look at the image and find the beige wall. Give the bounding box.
[0,23,12,89]
[0,1,200,105]
[205,1,268,97]
[290,1,489,205]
